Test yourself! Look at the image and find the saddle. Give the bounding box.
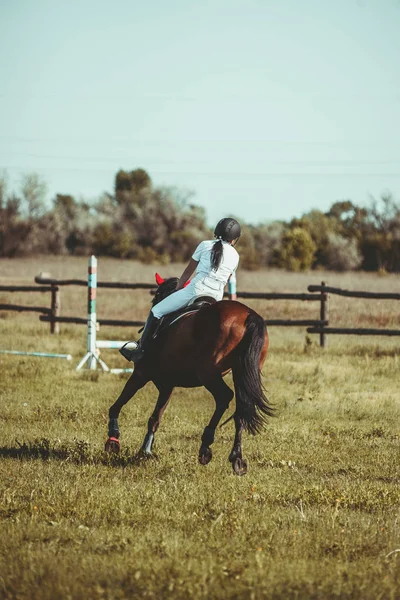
[154,295,216,338]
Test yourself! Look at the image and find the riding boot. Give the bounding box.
[119,313,161,363]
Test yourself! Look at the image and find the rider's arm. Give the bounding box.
[176,258,198,290]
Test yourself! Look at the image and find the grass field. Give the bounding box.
[0,257,399,599]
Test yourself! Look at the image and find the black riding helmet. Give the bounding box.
[214,217,241,242]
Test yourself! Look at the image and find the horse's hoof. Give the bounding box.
[232,457,248,476]
[199,446,212,466]
[105,437,120,453]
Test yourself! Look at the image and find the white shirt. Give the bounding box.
[192,240,239,285]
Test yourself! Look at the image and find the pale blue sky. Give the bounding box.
[1,0,399,226]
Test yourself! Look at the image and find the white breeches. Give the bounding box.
[151,275,225,319]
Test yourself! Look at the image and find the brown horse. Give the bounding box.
[105,276,272,475]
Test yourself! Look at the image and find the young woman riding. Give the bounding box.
[120,217,241,363]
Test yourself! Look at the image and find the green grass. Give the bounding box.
[0,258,399,599]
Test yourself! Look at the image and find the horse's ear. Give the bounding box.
[155,273,164,285]
[183,280,190,288]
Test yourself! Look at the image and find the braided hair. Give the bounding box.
[211,239,224,270]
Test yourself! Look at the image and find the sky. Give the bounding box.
[1,0,399,227]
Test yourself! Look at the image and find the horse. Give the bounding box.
[105,275,272,475]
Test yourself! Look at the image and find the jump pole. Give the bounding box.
[0,350,72,360]
[76,256,109,372]
[76,256,134,374]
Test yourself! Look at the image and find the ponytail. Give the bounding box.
[211,240,223,271]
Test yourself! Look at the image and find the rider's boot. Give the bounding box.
[119,312,161,363]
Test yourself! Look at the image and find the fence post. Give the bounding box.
[50,285,60,334]
[320,281,328,348]
[228,272,237,300]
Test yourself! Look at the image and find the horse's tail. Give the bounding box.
[232,312,273,435]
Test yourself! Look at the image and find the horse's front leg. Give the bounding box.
[139,385,173,457]
[199,377,234,466]
[105,368,148,453]
[228,416,247,476]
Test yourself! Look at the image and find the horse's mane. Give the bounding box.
[152,277,179,307]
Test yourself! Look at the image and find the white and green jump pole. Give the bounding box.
[0,350,72,360]
[76,256,134,373]
[76,256,109,372]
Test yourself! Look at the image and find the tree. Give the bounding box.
[92,222,137,258]
[20,173,47,220]
[290,210,339,268]
[360,194,400,272]
[251,221,285,267]
[236,224,261,270]
[327,200,369,241]
[115,168,152,206]
[0,175,29,257]
[1,173,48,255]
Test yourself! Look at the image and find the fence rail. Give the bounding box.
[39,315,328,329]
[0,304,52,314]
[0,285,55,292]
[308,284,400,300]
[307,327,400,337]
[229,291,321,301]
[34,275,155,290]
[39,315,145,327]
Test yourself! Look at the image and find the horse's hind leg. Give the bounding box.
[139,385,173,457]
[199,377,234,466]
[105,369,148,453]
[229,417,247,476]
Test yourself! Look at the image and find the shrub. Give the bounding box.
[277,227,316,271]
[325,233,362,271]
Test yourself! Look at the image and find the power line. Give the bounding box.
[1,135,400,147]
[2,164,400,178]
[1,151,400,165]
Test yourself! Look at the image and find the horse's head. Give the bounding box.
[152,273,190,306]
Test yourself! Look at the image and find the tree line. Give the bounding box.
[1,168,399,272]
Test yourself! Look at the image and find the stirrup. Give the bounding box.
[119,341,141,363]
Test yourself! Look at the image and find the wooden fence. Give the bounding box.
[1,275,399,346]
[306,284,400,344]
[32,273,328,342]
[0,284,60,334]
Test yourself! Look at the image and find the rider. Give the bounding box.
[120,217,241,363]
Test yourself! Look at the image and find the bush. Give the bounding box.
[277,227,316,271]
[325,233,362,271]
